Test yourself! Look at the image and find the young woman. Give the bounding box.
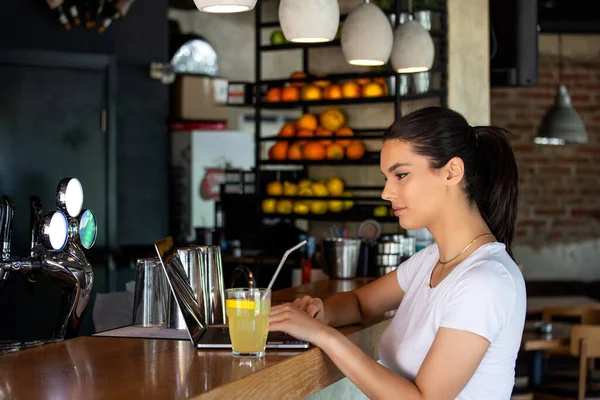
[269,106,526,399]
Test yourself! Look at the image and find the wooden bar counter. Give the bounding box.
[0,278,388,399]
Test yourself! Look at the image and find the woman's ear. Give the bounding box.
[444,157,464,186]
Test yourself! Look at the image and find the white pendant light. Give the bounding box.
[391,19,435,73]
[279,0,340,43]
[193,0,257,13]
[534,35,588,145]
[341,1,393,66]
[390,0,434,73]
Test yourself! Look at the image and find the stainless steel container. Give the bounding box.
[169,245,226,329]
[378,266,398,277]
[377,254,400,267]
[132,258,170,327]
[322,238,361,279]
[377,241,402,255]
[199,245,226,325]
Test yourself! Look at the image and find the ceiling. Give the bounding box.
[168,0,600,34]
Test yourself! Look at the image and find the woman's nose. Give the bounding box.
[381,181,394,202]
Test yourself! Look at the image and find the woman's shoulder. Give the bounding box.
[455,243,524,297]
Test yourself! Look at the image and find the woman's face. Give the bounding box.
[380,139,449,230]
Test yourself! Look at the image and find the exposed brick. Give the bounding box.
[562,73,593,81]
[520,92,556,100]
[576,166,600,175]
[537,166,573,175]
[570,94,592,103]
[535,208,568,217]
[517,219,547,227]
[571,208,600,218]
[550,188,577,196]
[512,144,535,153]
[581,188,600,196]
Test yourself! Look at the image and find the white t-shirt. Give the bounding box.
[378,242,526,400]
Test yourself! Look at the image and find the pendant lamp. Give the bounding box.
[341,1,393,66]
[534,35,588,145]
[193,0,257,13]
[279,0,340,43]
[390,0,434,73]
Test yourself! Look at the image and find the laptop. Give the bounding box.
[154,237,310,349]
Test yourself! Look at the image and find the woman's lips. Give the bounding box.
[393,207,406,216]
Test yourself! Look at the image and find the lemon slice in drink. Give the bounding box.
[226,299,256,310]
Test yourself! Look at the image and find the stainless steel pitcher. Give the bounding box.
[169,245,226,329]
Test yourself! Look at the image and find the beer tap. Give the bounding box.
[29,196,44,258]
[0,178,97,341]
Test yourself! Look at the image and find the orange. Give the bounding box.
[287,143,303,160]
[313,73,331,88]
[315,127,333,145]
[289,71,306,88]
[373,77,389,95]
[324,84,343,100]
[319,108,346,131]
[346,140,366,160]
[295,114,318,131]
[355,78,371,86]
[268,142,289,160]
[296,128,314,146]
[334,127,354,147]
[281,86,300,102]
[362,82,385,98]
[326,143,345,160]
[301,84,322,101]
[302,142,326,160]
[278,123,295,137]
[266,87,281,102]
[341,82,361,98]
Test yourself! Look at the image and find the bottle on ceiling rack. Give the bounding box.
[46,0,72,31]
[97,0,137,33]
[64,0,81,26]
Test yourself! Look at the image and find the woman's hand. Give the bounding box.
[291,295,327,324]
[269,303,333,346]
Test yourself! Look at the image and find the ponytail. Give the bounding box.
[471,126,519,258]
[382,107,519,258]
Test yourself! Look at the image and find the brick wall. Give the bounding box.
[491,36,600,246]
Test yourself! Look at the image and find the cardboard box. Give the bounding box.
[172,75,230,121]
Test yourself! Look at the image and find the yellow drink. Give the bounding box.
[225,289,271,357]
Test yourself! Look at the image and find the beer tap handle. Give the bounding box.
[2,196,15,261]
[29,196,44,257]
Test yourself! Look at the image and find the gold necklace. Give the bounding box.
[438,233,495,265]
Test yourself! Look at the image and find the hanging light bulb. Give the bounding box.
[341,1,393,66]
[279,0,340,43]
[193,0,257,13]
[390,0,434,73]
[535,35,588,145]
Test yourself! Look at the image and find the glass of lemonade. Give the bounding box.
[225,288,271,357]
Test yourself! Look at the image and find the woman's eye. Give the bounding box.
[396,173,408,180]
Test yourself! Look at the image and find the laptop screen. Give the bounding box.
[154,237,205,345]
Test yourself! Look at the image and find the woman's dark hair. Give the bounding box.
[382,106,519,258]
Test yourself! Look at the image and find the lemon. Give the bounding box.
[293,201,310,214]
[310,201,328,215]
[283,181,298,196]
[326,177,345,196]
[226,299,255,310]
[298,178,313,189]
[328,200,344,213]
[373,205,387,217]
[276,199,293,214]
[298,187,314,197]
[262,198,277,214]
[266,181,283,196]
[311,182,329,197]
[342,191,354,210]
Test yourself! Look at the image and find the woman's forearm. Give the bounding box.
[316,327,423,400]
[323,291,364,327]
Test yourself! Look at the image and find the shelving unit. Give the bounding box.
[252,0,448,223]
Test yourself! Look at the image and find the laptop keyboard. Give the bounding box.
[203,327,231,344]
